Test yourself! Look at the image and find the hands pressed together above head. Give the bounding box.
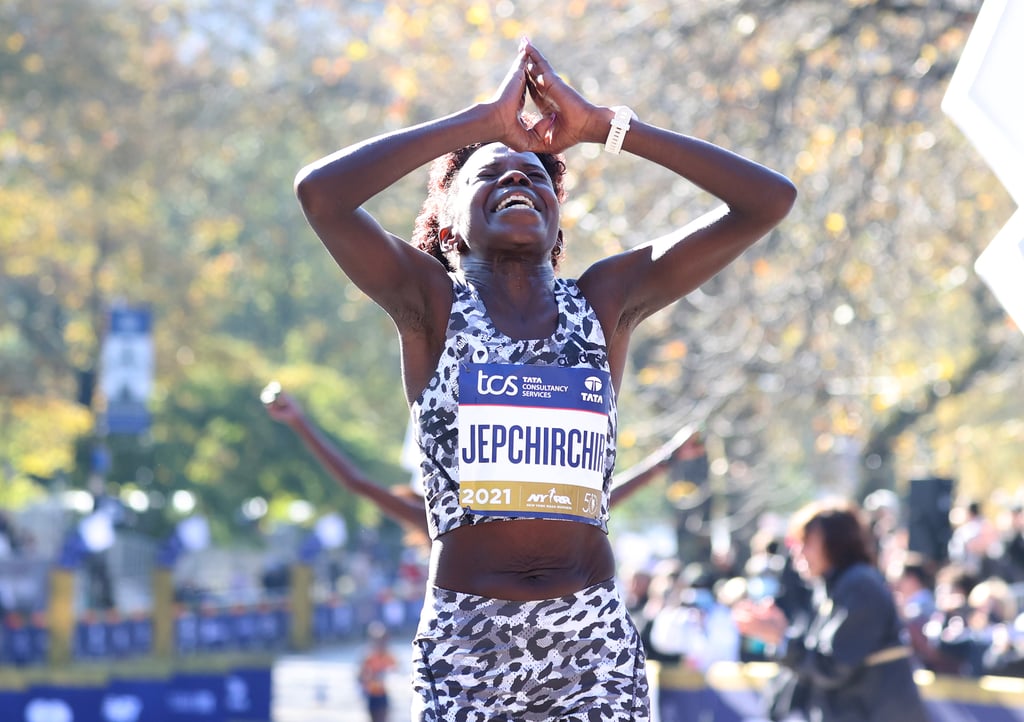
[487,39,612,155]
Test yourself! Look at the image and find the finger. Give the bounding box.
[523,42,556,81]
[525,62,548,100]
[497,47,529,93]
[528,113,555,146]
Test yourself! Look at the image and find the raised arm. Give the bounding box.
[293,43,549,323]
[261,383,428,533]
[609,426,704,507]
[520,43,797,347]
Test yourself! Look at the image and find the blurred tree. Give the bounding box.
[0,0,1020,551]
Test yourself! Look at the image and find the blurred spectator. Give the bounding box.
[358,621,398,722]
[733,498,928,722]
[983,612,1024,677]
[0,512,23,617]
[887,552,937,669]
[864,489,904,575]
[925,575,1018,677]
[744,530,813,634]
[622,567,653,617]
[947,500,998,579]
[998,504,1024,583]
[648,568,742,672]
[740,531,785,662]
[919,563,978,675]
[967,577,1018,634]
[635,558,684,665]
[0,512,23,559]
[260,561,291,597]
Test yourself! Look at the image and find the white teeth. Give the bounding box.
[496,194,535,211]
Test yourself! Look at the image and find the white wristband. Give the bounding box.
[604,106,636,154]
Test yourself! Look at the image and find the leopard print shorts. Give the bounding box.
[411,579,650,721]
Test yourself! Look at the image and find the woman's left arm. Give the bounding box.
[520,43,796,334]
[595,121,798,316]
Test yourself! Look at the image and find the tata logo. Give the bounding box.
[101,695,143,722]
[476,370,519,397]
[527,488,571,505]
[581,376,604,403]
[25,699,72,722]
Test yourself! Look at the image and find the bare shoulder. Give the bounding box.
[576,251,647,334]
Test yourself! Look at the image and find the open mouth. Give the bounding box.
[494,193,536,212]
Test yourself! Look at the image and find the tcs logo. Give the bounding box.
[476,370,519,397]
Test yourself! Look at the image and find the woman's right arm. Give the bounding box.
[293,46,537,319]
[294,111,481,315]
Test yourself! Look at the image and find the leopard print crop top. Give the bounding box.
[411,274,618,540]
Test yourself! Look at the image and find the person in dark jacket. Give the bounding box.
[733,498,931,722]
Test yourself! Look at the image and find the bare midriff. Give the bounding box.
[430,518,616,601]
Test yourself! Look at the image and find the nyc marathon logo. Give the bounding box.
[526,487,572,506]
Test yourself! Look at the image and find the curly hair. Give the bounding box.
[411,143,568,272]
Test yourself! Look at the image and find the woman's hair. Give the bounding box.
[789,498,876,572]
[411,143,568,272]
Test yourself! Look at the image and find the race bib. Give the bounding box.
[457,363,612,522]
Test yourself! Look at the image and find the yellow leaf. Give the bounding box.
[667,481,698,502]
[812,125,836,147]
[824,212,846,235]
[760,66,781,92]
[23,53,43,73]
[469,38,488,60]
[346,40,370,61]
[637,367,660,385]
[662,340,688,361]
[6,33,25,53]
[230,66,250,88]
[500,19,524,39]
[465,4,490,26]
[857,26,879,50]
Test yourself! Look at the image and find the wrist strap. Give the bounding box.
[604,106,635,154]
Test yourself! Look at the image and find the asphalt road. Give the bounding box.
[273,635,415,722]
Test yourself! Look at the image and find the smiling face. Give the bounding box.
[445,143,561,267]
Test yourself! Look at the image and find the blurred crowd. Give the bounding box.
[622,493,1024,679]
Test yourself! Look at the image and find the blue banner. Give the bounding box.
[100,306,153,435]
[223,666,272,722]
